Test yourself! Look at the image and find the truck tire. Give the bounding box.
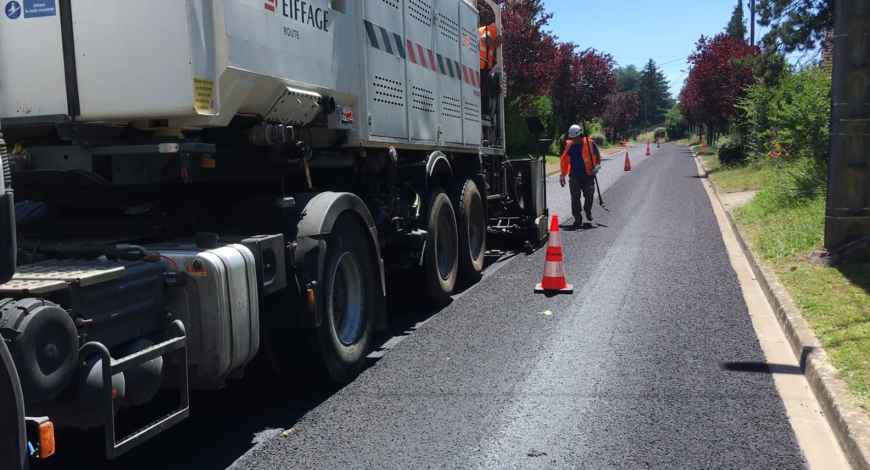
[422,187,458,307]
[268,212,377,386]
[266,213,377,387]
[452,179,485,285]
[310,213,376,384]
[0,329,27,470]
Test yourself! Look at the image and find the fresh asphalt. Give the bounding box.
[227,144,808,469]
[41,143,809,469]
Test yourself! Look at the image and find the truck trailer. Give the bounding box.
[0,0,548,465]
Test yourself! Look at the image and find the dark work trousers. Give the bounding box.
[569,176,595,223]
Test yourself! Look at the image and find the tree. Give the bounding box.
[478,0,559,111]
[738,64,831,163]
[725,0,747,40]
[678,34,760,134]
[732,43,788,88]
[602,92,639,143]
[636,60,673,128]
[664,106,689,141]
[756,0,833,53]
[614,65,641,94]
[551,45,617,132]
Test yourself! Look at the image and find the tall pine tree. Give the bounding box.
[726,0,747,40]
[636,60,672,128]
[614,65,641,94]
[756,0,832,53]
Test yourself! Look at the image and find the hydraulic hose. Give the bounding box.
[0,136,16,282]
[1,139,10,187]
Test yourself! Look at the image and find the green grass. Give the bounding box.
[633,131,657,143]
[701,155,777,193]
[776,262,870,410]
[675,135,702,146]
[734,193,825,260]
[694,144,716,157]
[715,159,870,414]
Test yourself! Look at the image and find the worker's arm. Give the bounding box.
[592,140,601,165]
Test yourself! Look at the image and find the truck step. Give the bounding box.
[2,259,128,293]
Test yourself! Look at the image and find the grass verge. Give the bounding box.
[675,135,702,146]
[632,131,656,143]
[701,154,777,194]
[776,260,870,410]
[704,153,870,414]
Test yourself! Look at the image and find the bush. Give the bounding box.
[784,157,828,202]
[590,133,608,147]
[716,134,748,166]
[664,106,688,141]
[654,127,666,140]
[636,131,656,143]
[739,65,831,163]
[505,95,555,154]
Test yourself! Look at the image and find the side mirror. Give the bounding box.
[0,131,16,284]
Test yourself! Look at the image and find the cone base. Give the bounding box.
[534,283,574,294]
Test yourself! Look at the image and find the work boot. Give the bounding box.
[585,210,593,222]
[572,216,583,227]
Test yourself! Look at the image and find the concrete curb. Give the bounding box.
[692,146,870,470]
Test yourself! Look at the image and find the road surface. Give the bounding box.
[42,143,831,469]
[226,144,812,469]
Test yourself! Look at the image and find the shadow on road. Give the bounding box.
[721,362,803,375]
[561,222,607,232]
[35,250,528,470]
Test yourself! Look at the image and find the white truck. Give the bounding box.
[0,0,548,465]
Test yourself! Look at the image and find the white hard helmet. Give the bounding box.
[568,124,583,138]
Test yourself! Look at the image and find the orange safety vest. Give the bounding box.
[559,138,598,177]
[479,25,497,69]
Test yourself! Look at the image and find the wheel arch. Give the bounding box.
[426,151,453,182]
[292,192,386,330]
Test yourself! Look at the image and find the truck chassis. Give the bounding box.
[0,0,548,465]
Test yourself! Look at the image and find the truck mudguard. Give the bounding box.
[290,192,386,327]
[426,151,453,179]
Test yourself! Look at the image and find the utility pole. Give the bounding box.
[824,0,870,251]
[749,0,755,44]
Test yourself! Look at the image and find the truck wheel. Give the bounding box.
[0,329,27,470]
[422,187,458,307]
[309,213,376,385]
[453,179,485,285]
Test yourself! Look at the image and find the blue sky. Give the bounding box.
[541,0,774,98]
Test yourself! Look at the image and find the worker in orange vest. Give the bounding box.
[560,124,601,227]
[478,23,502,120]
[479,24,502,70]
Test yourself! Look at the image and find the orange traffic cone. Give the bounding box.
[624,151,632,171]
[702,140,706,150]
[623,138,627,148]
[646,141,651,156]
[535,215,573,294]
